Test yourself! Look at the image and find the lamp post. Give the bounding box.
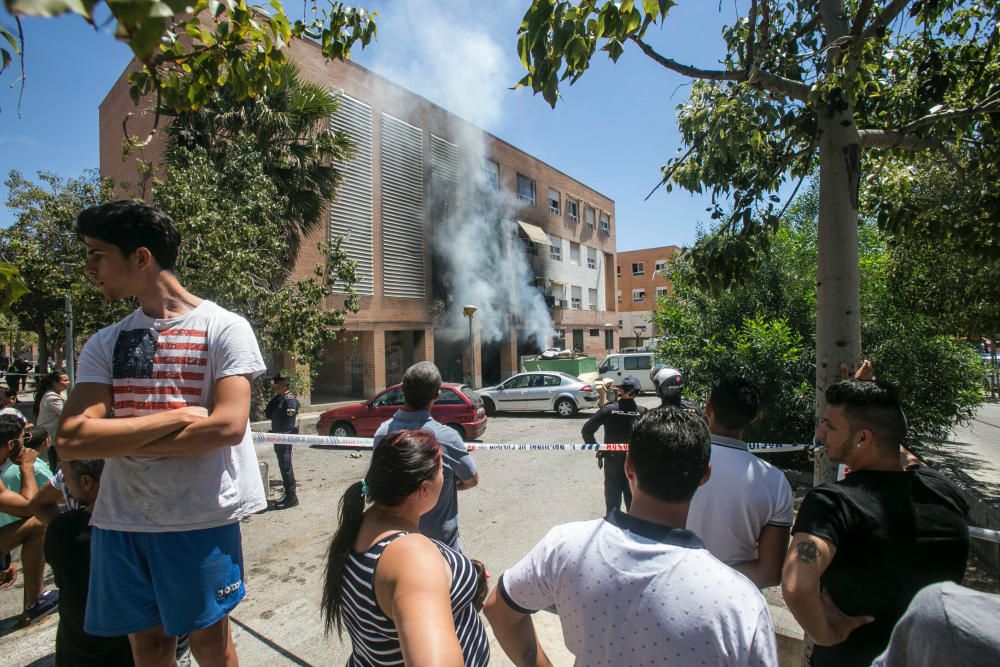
[463,305,478,387]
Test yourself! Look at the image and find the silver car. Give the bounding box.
[478,371,599,417]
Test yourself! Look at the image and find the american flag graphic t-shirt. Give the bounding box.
[76,300,268,532]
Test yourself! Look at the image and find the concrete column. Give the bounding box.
[362,329,387,397]
[416,328,434,363]
[472,326,482,388]
[499,330,519,380]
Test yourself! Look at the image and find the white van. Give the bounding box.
[597,352,656,393]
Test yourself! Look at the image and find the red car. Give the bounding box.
[316,383,488,441]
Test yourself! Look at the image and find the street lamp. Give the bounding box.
[463,305,478,386]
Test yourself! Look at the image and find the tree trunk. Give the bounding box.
[37,325,49,374]
[815,0,863,485]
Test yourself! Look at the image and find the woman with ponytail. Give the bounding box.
[33,371,69,471]
[321,429,489,666]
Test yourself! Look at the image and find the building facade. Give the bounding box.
[98,39,619,400]
[615,246,681,348]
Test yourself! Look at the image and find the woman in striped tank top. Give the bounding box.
[321,429,490,666]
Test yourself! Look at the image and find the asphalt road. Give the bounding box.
[2,398,661,666]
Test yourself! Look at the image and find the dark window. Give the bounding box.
[436,388,464,405]
[503,375,531,389]
[624,355,653,371]
[589,329,599,337]
[543,375,561,386]
[572,329,584,351]
[373,387,404,406]
[516,174,536,204]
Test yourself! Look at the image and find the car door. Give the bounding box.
[520,374,555,411]
[599,355,623,384]
[495,374,530,410]
[357,386,404,434]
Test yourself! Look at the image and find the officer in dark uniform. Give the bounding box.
[582,375,648,513]
[651,366,703,415]
[265,374,299,510]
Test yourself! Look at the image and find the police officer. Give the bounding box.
[265,374,299,510]
[582,375,648,513]
[651,366,703,415]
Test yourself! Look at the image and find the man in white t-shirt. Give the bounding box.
[484,407,778,667]
[687,374,793,588]
[58,201,267,667]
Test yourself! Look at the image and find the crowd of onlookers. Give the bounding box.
[3,200,999,667]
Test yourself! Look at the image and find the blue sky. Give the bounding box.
[0,1,747,250]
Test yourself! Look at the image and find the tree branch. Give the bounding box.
[858,129,938,150]
[860,0,912,41]
[900,100,1000,133]
[644,144,697,201]
[628,36,809,101]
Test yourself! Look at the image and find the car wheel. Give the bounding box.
[447,423,466,441]
[482,397,496,416]
[330,421,356,438]
[555,398,577,417]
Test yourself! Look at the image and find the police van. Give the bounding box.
[597,352,657,393]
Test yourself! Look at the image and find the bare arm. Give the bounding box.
[733,524,790,588]
[26,483,64,525]
[781,533,874,645]
[0,483,31,518]
[483,585,554,667]
[375,535,465,667]
[456,472,479,491]
[57,382,206,460]
[14,447,38,502]
[135,374,253,457]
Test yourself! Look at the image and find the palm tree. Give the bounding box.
[165,62,353,267]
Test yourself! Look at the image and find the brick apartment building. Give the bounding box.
[615,245,681,348]
[98,38,619,400]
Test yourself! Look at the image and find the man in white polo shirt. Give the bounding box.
[687,374,792,588]
[484,407,777,667]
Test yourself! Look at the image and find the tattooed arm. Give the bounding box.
[781,533,874,646]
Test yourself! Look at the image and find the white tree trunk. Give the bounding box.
[815,0,863,485]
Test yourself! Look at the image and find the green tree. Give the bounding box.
[150,137,359,375]
[517,0,999,482]
[164,61,352,264]
[656,183,985,445]
[2,0,375,117]
[1,170,125,364]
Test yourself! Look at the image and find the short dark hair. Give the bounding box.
[3,388,16,399]
[400,362,442,409]
[0,414,24,445]
[68,458,105,483]
[75,201,181,271]
[825,380,906,452]
[708,374,760,431]
[629,407,711,503]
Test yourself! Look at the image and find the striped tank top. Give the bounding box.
[342,531,490,666]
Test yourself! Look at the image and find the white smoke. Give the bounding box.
[369,0,554,346]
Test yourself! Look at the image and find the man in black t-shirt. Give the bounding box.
[44,459,135,666]
[781,379,969,667]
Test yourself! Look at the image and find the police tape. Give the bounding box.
[250,431,810,454]
[251,431,1000,545]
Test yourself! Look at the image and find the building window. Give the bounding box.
[617,290,622,304]
[605,328,615,349]
[588,288,598,310]
[482,160,499,190]
[632,262,645,276]
[570,242,581,265]
[548,188,561,215]
[554,329,566,346]
[655,259,668,272]
[571,285,582,309]
[517,173,536,205]
[584,206,596,229]
[572,329,584,351]
[656,286,668,298]
[589,328,599,337]
[548,235,562,261]
[566,197,579,223]
[632,288,646,302]
[600,212,611,233]
[524,240,538,256]
[616,264,621,277]
[587,247,597,269]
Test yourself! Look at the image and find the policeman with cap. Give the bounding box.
[265,374,300,510]
[582,375,648,512]
[651,366,703,415]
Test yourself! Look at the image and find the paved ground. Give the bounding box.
[0,398,655,666]
[3,395,997,665]
[921,400,1000,500]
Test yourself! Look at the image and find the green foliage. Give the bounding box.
[2,0,376,116]
[163,61,352,257]
[0,170,127,360]
[516,1,1000,284]
[0,262,29,311]
[151,138,358,369]
[655,182,985,443]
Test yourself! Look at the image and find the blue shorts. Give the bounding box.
[85,523,246,637]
